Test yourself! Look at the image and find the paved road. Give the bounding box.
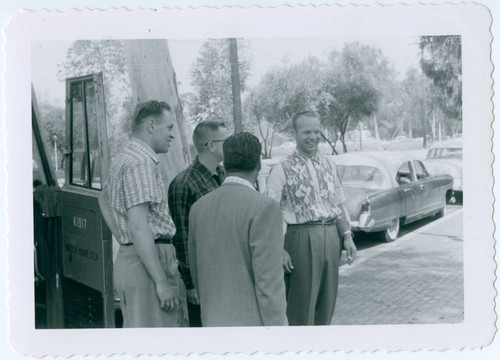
[332,206,463,325]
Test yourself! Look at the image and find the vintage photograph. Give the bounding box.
[6,4,495,356]
[31,36,464,329]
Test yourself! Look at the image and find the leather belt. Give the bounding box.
[289,218,337,227]
[154,236,173,245]
[121,236,173,246]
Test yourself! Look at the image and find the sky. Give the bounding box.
[31,37,421,107]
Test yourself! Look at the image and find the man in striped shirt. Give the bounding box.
[100,100,187,327]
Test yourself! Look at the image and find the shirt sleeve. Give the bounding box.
[265,163,286,205]
[167,179,195,289]
[328,158,351,235]
[265,163,288,236]
[122,161,162,210]
[330,159,346,206]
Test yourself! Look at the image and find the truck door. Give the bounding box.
[60,73,114,328]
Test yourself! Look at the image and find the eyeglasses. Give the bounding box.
[204,139,226,146]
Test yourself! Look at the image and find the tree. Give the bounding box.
[245,57,323,157]
[38,103,65,169]
[317,43,381,153]
[187,39,250,129]
[419,36,462,136]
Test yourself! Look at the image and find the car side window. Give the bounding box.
[414,160,429,180]
[396,162,413,185]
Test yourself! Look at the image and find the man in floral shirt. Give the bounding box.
[266,110,357,326]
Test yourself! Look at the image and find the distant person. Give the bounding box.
[266,110,357,325]
[188,132,288,326]
[168,121,228,327]
[100,100,187,327]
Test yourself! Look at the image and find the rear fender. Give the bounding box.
[363,189,404,229]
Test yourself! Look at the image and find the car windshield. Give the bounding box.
[337,165,385,188]
[426,147,462,159]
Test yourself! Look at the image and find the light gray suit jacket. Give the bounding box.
[188,182,288,327]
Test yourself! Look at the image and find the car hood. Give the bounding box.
[342,186,380,220]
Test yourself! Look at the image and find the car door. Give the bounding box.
[413,160,441,215]
[396,161,421,222]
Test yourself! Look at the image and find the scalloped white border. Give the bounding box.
[3,2,496,358]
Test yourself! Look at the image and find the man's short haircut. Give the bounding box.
[131,100,171,133]
[291,110,321,131]
[193,120,227,152]
[223,132,262,173]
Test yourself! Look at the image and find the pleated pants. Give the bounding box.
[284,223,341,325]
[114,243,188,328]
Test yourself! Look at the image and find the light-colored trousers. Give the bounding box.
[114,243,188,327]
[284,223,341,325]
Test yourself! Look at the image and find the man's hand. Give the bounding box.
[186,288,200,305]
[156,282,179,312]
[343,234,357,265]
[282,249,294,274]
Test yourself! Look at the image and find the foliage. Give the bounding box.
[186,39,250,129]
[316,43,384,152]
[57,40,131,158]
[419,35,462,133]
[245,57,322,157]
[37,103,65,167]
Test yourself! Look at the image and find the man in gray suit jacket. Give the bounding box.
[188,132,288,327]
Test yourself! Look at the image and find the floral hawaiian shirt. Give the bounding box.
[266,150,348,227]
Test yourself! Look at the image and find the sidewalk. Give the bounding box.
[332,210,464,325]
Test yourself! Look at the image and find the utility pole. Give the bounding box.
[359,121,363,151]
[53,134,58,171]
[229,38,243,133]
[420,40,428,148]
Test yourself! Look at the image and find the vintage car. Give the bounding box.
[331,152,454,242]
[422,138,462,203]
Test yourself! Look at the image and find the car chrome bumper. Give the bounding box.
[350,213,376,232]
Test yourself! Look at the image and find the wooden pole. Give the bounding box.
[229,38,243,133]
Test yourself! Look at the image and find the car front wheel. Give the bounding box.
[379,218,400,242]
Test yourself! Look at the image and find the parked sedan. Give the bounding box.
[422,138,462,203]
[332,152,454,242]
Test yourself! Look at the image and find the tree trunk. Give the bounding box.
[269,128,276,158]
[359,121,363,151]
[124,40,191,190]
[229,38,243,133]
[373,114,380,141]
[341,135,348,153]
[256,116,268,158]
[320,132,339,155]
[430,110,437,142]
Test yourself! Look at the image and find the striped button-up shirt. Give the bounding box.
[105,138,176,244]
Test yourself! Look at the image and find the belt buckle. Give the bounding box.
[321,219,327,226]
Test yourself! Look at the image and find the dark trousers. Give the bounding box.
[284,223,341,325]
[188,302,202,327]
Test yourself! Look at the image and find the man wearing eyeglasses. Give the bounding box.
[188,132,287,326]
[168,120,228,327]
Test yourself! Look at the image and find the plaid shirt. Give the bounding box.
[105,138,176,244]
[168,157,224,289]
